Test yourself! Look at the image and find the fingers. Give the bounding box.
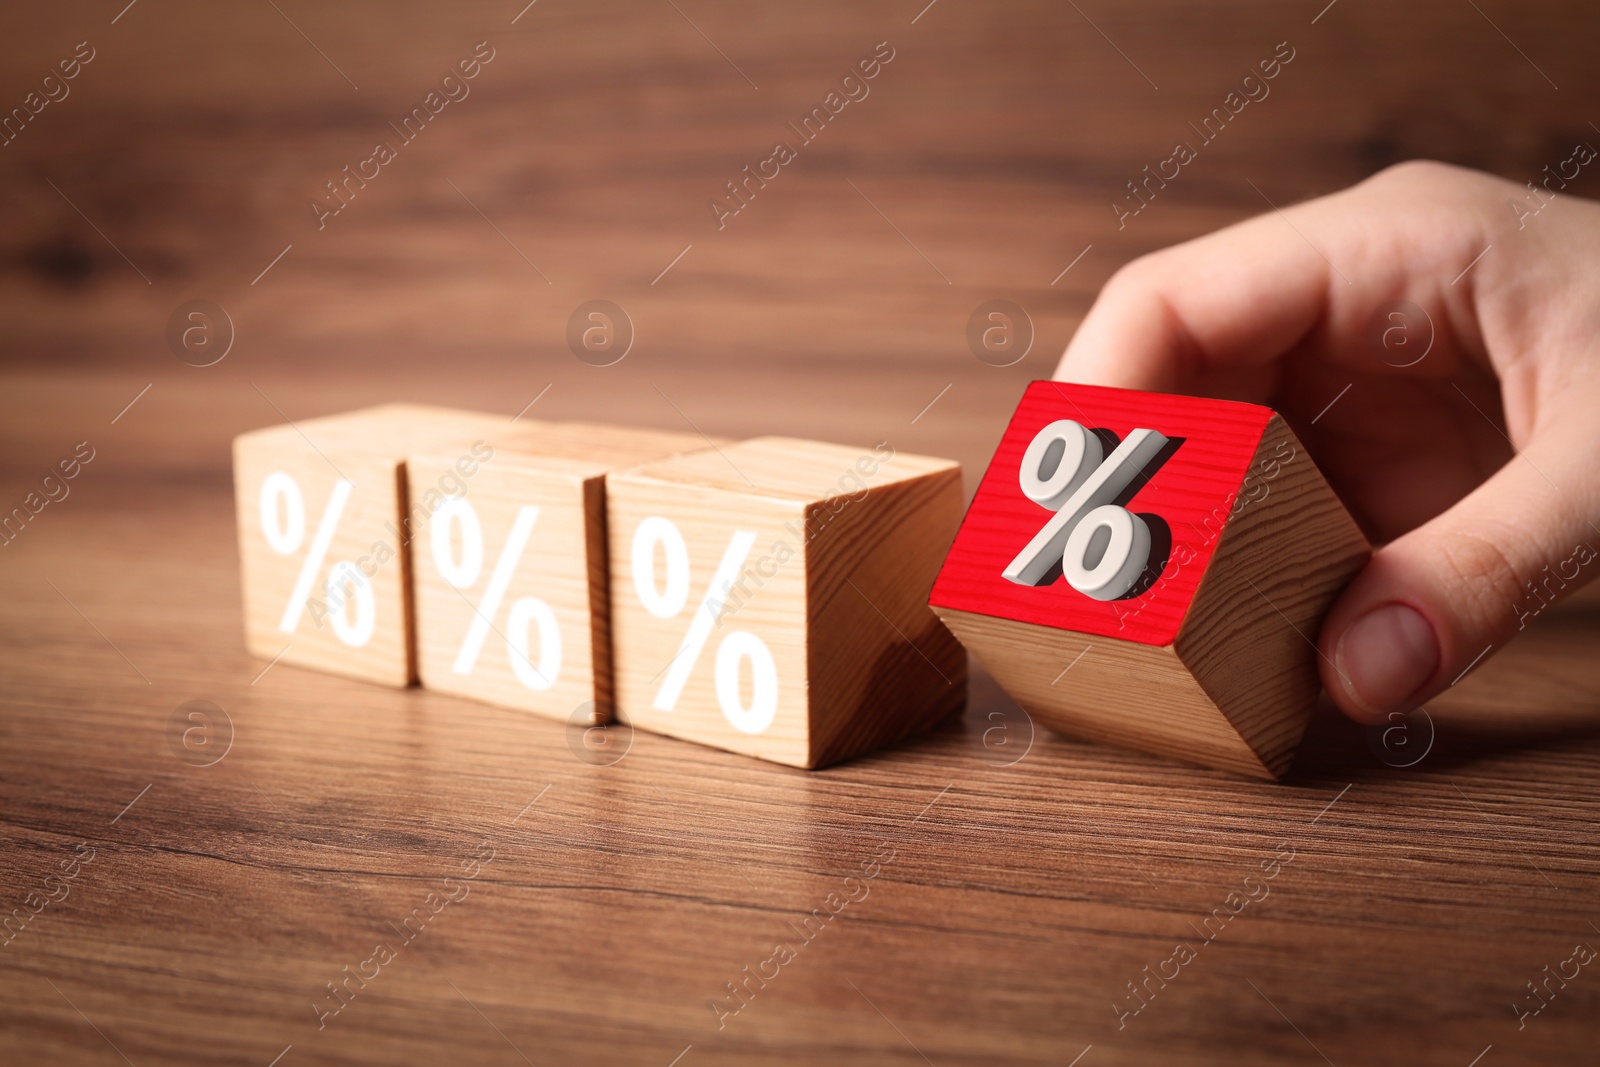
[1053,208,1335,392]
[1316,418,1600,723]
[1052,161,1502,393]
[1051,161,1600,725]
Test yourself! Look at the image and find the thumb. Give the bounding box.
[1317,425,1600,724]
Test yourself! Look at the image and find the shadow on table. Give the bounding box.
[1290,605,1600,780]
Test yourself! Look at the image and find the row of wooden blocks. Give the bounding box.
[234,405,966,768]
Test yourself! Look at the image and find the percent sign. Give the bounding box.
[632,517,778,734]
[259,472,375,646]
[430,499,561,691]
[1002,420,1174,600]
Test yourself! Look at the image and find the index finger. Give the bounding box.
[1053,164,1493,392]
[1054,208,1329,392]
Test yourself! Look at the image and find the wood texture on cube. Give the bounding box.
[408,453,608,723]
[503,422,725,467]
[407,423,717,724]
[607,470,812,764]
[1174,414,1371,775]
[606,436,964,768]
[931,411,1371,780]
[931,607,1276,778]
[927,383,1279,648]
[233,404,533,687]
[234,443,412,686]
[803,459,967,767]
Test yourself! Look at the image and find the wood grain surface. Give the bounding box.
[3,0,1599,1064]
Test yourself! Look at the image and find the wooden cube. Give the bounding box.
[407,423,714,725]
[605,437,966,768]
[929,381,1370,779]
[234,404,534,686]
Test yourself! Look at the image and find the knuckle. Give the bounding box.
[1434,528,1526,620]
[1368,159,1454,188]
[1102,252,1170,302]
[1362,159,1493,199]
[1102,257,1152,296]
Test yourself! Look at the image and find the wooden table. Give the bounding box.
[3,1,1598,1063]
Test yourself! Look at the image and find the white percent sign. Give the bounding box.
[430,498,561,691]
[1002,420,1172,600]
[632,517,778,735]
[259,472,375,646]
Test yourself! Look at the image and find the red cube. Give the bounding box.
[930,381,1369,778]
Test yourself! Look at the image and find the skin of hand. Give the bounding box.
[1053,160,1600,725]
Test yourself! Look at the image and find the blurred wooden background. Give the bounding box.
[2,0,1598,469]
[2,1,1598,1065]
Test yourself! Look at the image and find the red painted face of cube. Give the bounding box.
[930,380,1274,646]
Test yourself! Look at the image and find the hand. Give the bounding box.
[1053,160,1600,724]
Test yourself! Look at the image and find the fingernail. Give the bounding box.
[1334,602,1439,720]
